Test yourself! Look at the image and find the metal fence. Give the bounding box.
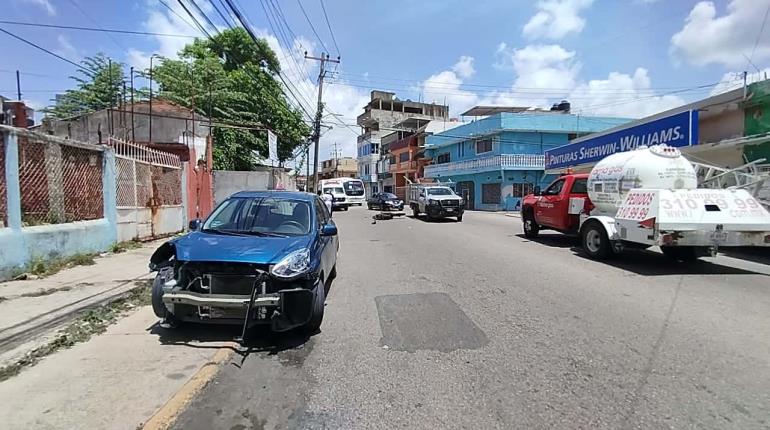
[16,132,104,226]
[109,138,181,209]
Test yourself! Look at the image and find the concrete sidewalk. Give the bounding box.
[0,242,160,370]
[0,306,235,430]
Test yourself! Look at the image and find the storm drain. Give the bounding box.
[375,292,489,352]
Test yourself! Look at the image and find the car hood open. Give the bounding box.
[172,231,312,265]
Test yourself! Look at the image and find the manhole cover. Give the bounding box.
[375,292,488,352]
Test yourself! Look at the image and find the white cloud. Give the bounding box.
[21,0,55,16]
[126,0,217,69]
[710,69,770,96]
[452,56,475,79]
[671,0,770,67]
[55,35,79,60]
[421,57,481,116]
[568,68,685,118]
[522,0,594,40]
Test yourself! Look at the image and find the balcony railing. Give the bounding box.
[424,154,545,177]
[389,160,418,172]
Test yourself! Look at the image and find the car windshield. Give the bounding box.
[203,197,311,236]
[343,181,365,196]
[381,193,397,199]
[427,188,453,196]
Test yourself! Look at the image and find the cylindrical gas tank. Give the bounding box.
[587,145,697,214]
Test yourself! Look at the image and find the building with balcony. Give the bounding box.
[356,90,448,196]
[384,119,467,199]
[424,106,630,211]
[320,156,357,180]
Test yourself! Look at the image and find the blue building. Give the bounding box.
[424,107,630,211]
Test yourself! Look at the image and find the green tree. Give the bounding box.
[46,53,124,119]
[150,28,311,170]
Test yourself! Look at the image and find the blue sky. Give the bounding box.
[2,0,769,159]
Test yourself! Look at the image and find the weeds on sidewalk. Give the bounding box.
[110,240,143,254]
[25,253,96,278]
[0,280,152,382]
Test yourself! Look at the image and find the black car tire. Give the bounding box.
[151,274,168,319]
[523,212,539,238]
[457,213,463,222]
[302,280,325,334]
[329,264,337,280]
[342,206,349,211]
[367,203,373,210]
[581,221,612,260]
[412,205,419,217]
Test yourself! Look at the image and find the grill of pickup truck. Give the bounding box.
[440,199,461,207]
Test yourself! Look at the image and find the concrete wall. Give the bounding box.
[0,128,117,280]
[37,102,209,145]
[117,206,184,242]
[213,169,297,206]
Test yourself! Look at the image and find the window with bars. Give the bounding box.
[437,153,450,164]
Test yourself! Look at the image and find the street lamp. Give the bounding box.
[149,54,162,144]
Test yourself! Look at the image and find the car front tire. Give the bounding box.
[302,280,325,334]
[523,213,539,238]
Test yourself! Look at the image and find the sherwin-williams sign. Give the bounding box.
[544,110,699,170]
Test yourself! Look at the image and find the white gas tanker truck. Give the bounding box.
[521,144,770,261]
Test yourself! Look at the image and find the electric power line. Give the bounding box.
[158,0,201,33]
[0,27,95,75]
[318,0,340,56]
[296,0,330,54]
[207,0,235,28]
[0,20,198,38]
[222,0,316,122]
[175,0,213,37]
[66,0,128,51]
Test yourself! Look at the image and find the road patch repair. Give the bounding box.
[375,292,488,352]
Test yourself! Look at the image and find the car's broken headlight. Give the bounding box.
[270,248,310,279]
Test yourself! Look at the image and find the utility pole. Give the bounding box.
[16,70,21,101]
[331,141,341,178]
[305,52,340,192]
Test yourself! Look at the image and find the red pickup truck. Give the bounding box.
[521,174,591,238]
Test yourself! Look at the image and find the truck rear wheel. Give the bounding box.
[523,214,539,238]
[661,246,704,262]
[411,204,419,217]
[581,221,612,260]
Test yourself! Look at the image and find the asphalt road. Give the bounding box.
[171,208,770,430]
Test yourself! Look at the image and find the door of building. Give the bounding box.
[456,181,475,210]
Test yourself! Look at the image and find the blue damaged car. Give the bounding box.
[149,191,338,335]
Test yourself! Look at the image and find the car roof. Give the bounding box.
[229,190,317,201]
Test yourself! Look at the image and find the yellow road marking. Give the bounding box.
[142,344,236,430]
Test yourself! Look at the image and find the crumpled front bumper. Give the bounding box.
[162,284,316,332]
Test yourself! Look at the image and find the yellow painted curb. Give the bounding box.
[142,344,236,430]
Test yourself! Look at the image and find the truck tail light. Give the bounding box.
[638,217,656,229]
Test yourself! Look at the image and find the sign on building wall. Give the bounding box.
[544,110,699,170]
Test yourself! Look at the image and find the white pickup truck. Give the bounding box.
[407,184,465,222]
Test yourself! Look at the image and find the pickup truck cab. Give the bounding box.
[521,174,590,238]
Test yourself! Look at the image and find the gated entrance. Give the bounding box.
[456,181,475,210]
[108,138,184,241]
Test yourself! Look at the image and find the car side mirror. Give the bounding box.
[189,219,202,230]
[533,186,542,196]
[321,223,338,236]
